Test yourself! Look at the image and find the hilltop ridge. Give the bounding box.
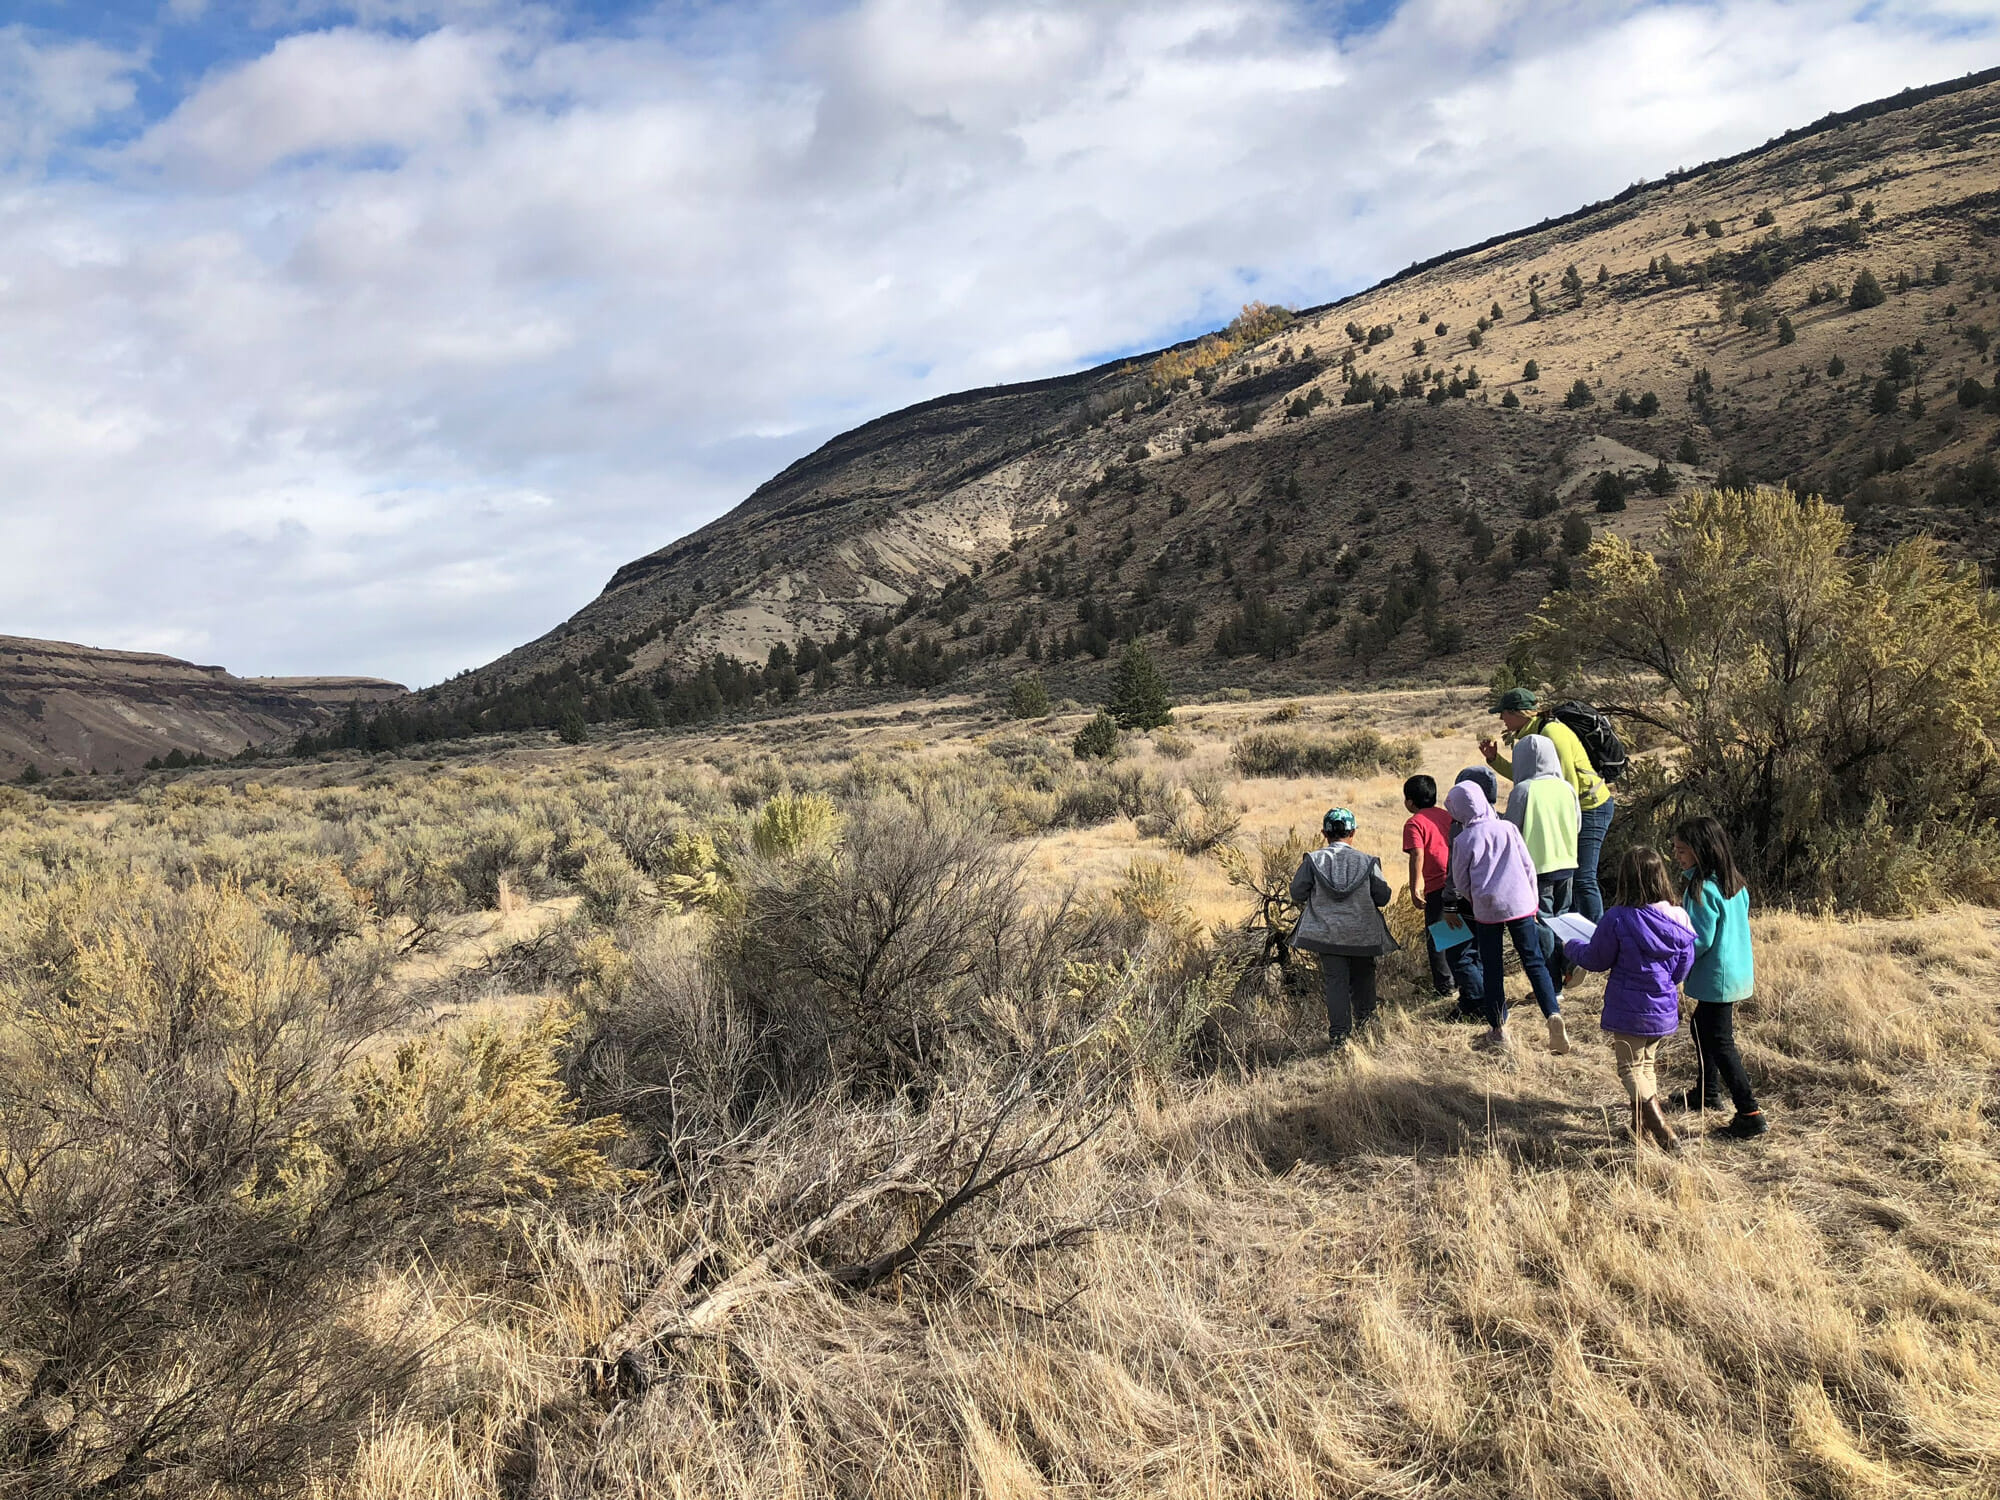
[415,70,2000,729]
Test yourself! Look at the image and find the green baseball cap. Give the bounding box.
[1322,807,1357,836]
[1494,687,1538,714]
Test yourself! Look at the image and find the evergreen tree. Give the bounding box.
[1849,268,1886,309]
[1565,378,1595,409]
[1006,673,1051,719]
[556,705,589,744]
[1072,710,1120,761]
[1108,641,1174,729]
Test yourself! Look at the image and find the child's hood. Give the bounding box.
[1445,782,1493,826]
[1307,843,1378,897]
[1512,733,1563,782]
[1620,901,1696,960]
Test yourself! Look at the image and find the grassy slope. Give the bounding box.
[279,699,2000,1500]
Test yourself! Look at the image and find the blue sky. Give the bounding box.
[0,0,1995,685]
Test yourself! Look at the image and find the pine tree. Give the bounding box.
[1849,269,1886,310]
[1108,641,1174,729]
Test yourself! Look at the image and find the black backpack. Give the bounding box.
[1544,701,1628,784]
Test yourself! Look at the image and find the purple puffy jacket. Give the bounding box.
[1564,902,1695,1038]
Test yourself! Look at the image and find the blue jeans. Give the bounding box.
[1536,871,1574,980]
[1474,916,1561,1030]
[1575,797,1615,921]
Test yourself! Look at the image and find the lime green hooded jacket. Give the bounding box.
[1502,733,1580,877]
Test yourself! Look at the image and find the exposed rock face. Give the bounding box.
[0,637,405,777]
[431,71,2000,703]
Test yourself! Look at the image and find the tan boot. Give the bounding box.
[1640,1097,1681,1155]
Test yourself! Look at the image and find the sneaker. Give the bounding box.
[1471,1027,1510,1052]
[1546,1013,1571,1056]
[1666,1088,1715,1113]
[1722,1110,1768,1139]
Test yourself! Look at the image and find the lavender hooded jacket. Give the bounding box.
[1563,903,1696,1037]
[1445,782,1540,924]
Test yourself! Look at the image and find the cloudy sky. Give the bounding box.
[2,0,1996,685]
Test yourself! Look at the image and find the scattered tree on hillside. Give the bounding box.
[1007,673,1050,719]
[1565,379,1595,410]
[1523,359,1540,382]
[1850,268,1886,309]
[1561,512,1592,555]
[1108,642,1174,729]
[1072,709,1120,761]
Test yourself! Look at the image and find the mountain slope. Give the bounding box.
[443,68,2000,712]
[0,636,405,778]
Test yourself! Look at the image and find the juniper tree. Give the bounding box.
[1108,641,1174,729]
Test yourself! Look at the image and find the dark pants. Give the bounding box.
[1474,916,1560,1030]
[1421,889,1457,995]
[1320,953,1378,1041]
[1690,1001,1759,1113]
[1575,797,1615,922]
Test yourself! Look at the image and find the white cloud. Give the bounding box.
[0,0,1994,684]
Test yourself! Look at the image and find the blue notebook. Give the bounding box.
[1428,917,1474,951]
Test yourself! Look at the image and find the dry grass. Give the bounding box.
[324,906,2000,1499]
[7,689,1998,1498]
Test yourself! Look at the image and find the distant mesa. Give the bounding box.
[0,634,404,780]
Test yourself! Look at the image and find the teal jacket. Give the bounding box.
[1681,872,1754,1003]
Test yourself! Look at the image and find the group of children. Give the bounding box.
[1290,695,1767,1151]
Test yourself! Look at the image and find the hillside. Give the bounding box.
[430,68,2000,724]
[0,635,405,778]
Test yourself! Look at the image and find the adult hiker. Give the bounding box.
[1289,807,1399,1049]
[1480,687,1615,921]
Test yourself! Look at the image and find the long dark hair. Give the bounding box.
[1674,815,1746,900]
[1612,846,1678,908]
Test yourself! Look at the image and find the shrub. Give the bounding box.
[1006,672,1051,719]
[1870,377,1899,416]
[1072,710,1120,761]
[1591,472,1628,512]
[1232,728,1423,779]
[727,796,1033,1077]
[0,878,620,1493]
[1565,379,1594,409]
[1776,314,1796,345]
[1519,487,2000,911]
[1500,390,1520,408]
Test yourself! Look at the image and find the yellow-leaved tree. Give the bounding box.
[1516,487,2000,912]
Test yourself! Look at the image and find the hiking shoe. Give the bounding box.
[1546,1013,1571,1056]
[1666,1088,1715,1113]
[1471,1027,1510,1052]
[1722,1110,1768,1139]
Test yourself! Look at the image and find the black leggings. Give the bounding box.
[1690,1001,1759,1113]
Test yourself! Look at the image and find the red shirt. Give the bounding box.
[1403,807,1452,896]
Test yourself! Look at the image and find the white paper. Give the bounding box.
[1544,912,1598,945]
